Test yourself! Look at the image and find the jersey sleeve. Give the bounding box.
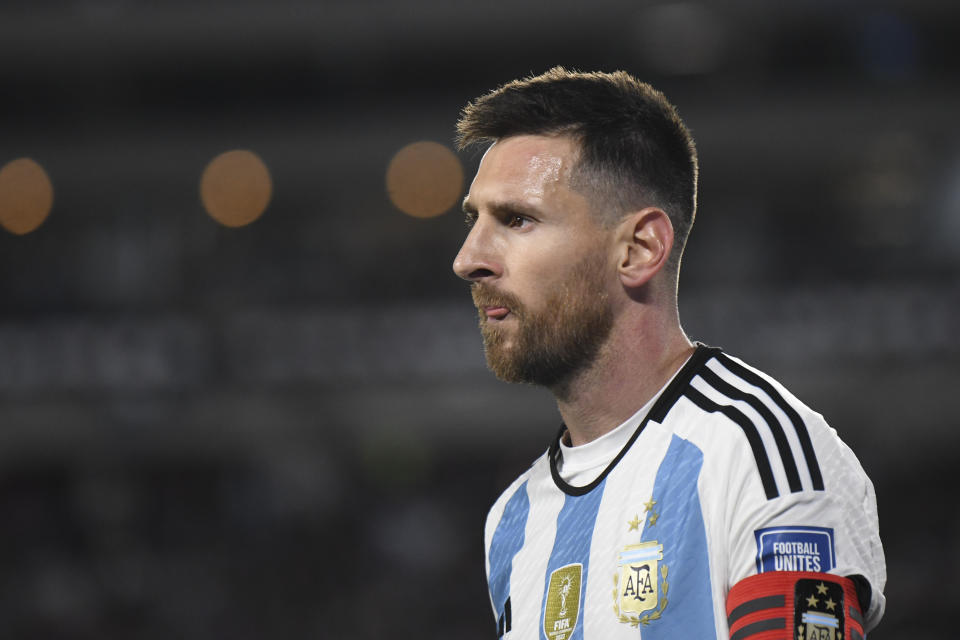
[682,352,887,634]
[721,402,887,632]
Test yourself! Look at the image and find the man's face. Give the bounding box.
[453,135,616,389]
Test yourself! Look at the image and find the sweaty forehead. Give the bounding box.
[469,135,579,204]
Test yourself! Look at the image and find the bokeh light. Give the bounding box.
[0,158,54,235]
[200,149,272,228]
[386,141,464,218]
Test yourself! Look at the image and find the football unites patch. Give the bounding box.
[755,526,836,574]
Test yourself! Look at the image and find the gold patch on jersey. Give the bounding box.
[612,541,669,627]
[543,563,582,640]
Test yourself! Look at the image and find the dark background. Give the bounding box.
[0,0,957,637]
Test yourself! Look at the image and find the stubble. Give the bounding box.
[471,253,613,390]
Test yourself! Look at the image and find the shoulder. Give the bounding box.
[664,348,856,500]
[662,348,885,627]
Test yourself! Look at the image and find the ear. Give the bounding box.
[616,207,674,289]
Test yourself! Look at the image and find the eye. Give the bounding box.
[464,210,478,228]
[507,214,529,229]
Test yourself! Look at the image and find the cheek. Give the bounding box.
[507,231,610,298]
[513,256,564,297]
[516,238,580,276]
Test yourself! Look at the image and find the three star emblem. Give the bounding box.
[627,498,660,531]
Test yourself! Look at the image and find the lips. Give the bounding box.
[484,306,510,320]
[472,284,521,322]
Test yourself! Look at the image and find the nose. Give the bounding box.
[452,219,500,282]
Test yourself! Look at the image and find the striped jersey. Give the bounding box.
[484,345,886,639]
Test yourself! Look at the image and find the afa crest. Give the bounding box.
[612,541,669,627]
[795,578,845,640]
[543,564,582,640]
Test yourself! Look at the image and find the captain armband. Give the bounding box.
[726,572,865,640]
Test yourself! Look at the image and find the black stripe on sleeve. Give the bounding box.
[848,603,863,627]
[699,368,804,493]
[850,628,864,640]
[647,344,722,423]
[727,594,785,628]
[729,617,785,640]
[684,385,780,500]
[717,353,825,491]
[497,597,512,636]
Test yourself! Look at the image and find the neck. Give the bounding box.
[553,309,694,447]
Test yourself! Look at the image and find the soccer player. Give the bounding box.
[452,68,886,640]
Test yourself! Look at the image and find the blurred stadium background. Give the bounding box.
[0,0,957,637]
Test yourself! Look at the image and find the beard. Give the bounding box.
[471,254,614,390]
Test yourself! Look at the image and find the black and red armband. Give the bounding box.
[726,571,865,640]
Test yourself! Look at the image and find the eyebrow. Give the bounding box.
[461,198,543,219]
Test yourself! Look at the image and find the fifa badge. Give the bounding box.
[543,563,582,640]
[612,541,669,627]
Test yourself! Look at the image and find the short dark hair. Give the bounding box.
[456,67,698,273]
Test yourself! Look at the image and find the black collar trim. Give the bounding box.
[548,343,721,497]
